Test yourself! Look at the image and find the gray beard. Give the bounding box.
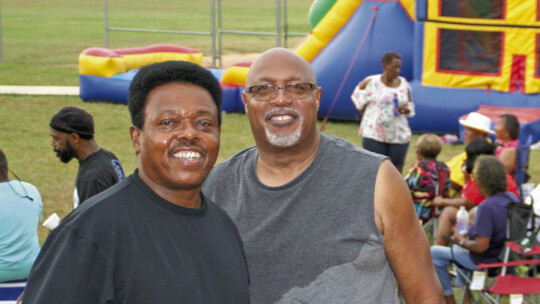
[264,116,303,147]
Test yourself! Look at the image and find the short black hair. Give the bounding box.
[381,51,402,66]
[465,137,495,173]
[500,114,520,140]
[128,61,222,129]
[0,148,8,180]
[473,155,507,197]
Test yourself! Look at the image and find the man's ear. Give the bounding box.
[241,91,249,115]
[315,86,322,111]
[130,126,141,154]
[68,133,80,146]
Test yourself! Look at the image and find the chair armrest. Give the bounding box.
[477,259,540,269]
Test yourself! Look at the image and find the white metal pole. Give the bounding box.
[275,0,282,47]
[0,0,3,61]
[104,0,109,48]
[211,0,216,68]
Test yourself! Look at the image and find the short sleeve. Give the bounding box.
[471,205,494,239]
[351,83,368,111]
[22,227,114,303]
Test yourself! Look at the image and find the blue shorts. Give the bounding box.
[362,137,409,167]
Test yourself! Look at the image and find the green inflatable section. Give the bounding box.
[309,0,338,29]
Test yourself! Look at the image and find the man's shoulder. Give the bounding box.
[19,180,40,194]
[65,177,135,226]
[321,133,385,161]
[80,149,125,180]
[210,146,257,174]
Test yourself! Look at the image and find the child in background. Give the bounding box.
[404,133,451,221]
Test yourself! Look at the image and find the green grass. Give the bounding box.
[0,0,313,84]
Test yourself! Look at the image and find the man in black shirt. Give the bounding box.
[49,107,124,208]
[22,61,250,303]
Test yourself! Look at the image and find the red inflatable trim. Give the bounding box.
[81,44,201,57]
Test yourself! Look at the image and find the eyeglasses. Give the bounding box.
[246,83,317,101]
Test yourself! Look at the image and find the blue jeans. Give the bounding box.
[431,245,478,296]
[362,138,409,167]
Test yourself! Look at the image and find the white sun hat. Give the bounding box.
[459,112,495,134]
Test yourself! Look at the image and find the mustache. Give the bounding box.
[263,107,301,120]
[168,139,205,155]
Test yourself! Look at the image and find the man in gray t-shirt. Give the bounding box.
[203,48,443,303]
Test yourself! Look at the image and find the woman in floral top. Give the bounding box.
[351,51,415,173]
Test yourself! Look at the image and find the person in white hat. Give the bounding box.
[432,112,494,247]
[447,112,494,195]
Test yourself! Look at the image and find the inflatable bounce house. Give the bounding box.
[79,44,204,103]
[79,44,247,112]
[79,0,540,144]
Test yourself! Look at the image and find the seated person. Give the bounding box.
[0,148,42,282]
[404,133,450,221]
[431,155,518,304]
[446,112,494,197]
[433,138,519,246]
[494,114,520,178]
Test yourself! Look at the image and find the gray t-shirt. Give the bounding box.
[203,133,398,304]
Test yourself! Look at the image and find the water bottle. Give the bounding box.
[393,93,399,116]
[456,206,469,235]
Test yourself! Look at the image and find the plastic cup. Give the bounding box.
[43,213,61,230]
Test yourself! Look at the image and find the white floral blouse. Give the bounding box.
[350,74,415,144]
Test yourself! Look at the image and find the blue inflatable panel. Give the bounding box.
[111,69,139,81]
[209,69,224,81]
[312,0,414,122]
[79,74,130,104]
[222,87,244,113]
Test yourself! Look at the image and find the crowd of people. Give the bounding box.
[0,48,530,303]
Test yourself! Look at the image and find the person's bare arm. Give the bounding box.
[374,160,443,303]
[498,147,517,174]
[397,88,413,115]
[357,78,371,90]
[432,196,475,210]
[353,78,372,114]
[452,234,489,254]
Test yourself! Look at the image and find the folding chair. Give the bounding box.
[444,237,502,304]
[473,202,540,303]
[0,279,26,304]
[419,166,449,239]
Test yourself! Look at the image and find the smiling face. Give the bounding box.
[242,49,321,149]
[131,82,220,194]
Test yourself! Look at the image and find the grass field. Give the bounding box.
[0,0,313,84]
